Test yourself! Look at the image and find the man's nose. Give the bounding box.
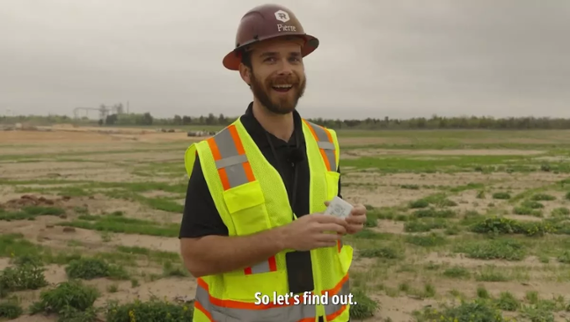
[276,58,294,75]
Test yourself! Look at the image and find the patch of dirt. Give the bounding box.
[448,190,490,214]
[422,252,550,269]
[0,258,11,270]
[1,193,179,225]
[0,143,155,156]
[503,214,544,222]
[0,161,104,173]
[487,172,563,191]
[0,195,70,210]
[373,294,437,322]
[343,172,512,188]
[140,190,181,199]
[374,220,405,234]
[351,257,378,271]
[534,156,570,162]
[339,137,410,146]
[343,185,434,208]
[0,185,19,204]
[92,276,197,305]
[0,217,88,246]
[0,127,196,144]
[86,151,181,162]
[14,183,77,190]
[0,162,144,182]
[63,194,179,223]
[342,149,545,159]
[0,217,179,256]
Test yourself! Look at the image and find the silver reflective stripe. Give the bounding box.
[214,128,239,159]
[307,122,330,142]
[324,149,336,170]
[211,127,251,189]
[216,154,247,169]
[323,278,350,316]
[225,162,249,188]
[195,286,317,322]
[306,121,337,171]
[249,260,271,274]
[195,278,350,322]
[317,141,335,150]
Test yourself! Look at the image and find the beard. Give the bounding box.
[250,71,306,115]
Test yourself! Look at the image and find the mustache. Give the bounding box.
[269,76,299,86]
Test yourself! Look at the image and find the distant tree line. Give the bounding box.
[104,112,153,126]
[3,113,570,130]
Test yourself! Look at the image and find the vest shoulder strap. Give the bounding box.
[203,121,256,191]
[198,119,339,190]
[302,119,339,172]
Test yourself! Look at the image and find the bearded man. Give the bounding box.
[179,4,367,322]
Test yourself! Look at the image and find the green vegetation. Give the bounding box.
[29,280,100,318]
[105,297,193,322]
[0,260,48,296]
[4,127,570,320]
[0,206,65,221]
[58,213,180,237]
[65,257,129,280]
[0,298,23,319]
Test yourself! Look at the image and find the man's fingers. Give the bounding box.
[349,206,366,216]
[316,240,338,248]
[318,223,347,234]
[312,214,348,225]
[346,215,366,224]
[316,233,342,243]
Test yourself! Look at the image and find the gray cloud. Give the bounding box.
[1,0,569,119]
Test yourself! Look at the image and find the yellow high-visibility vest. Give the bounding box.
[184,117,353,322]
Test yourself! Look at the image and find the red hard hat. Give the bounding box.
[222,4,320,71]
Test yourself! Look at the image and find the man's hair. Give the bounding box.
[241,50,253,70]
[241,50,254,88]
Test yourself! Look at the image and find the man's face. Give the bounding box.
[243,38,306,115]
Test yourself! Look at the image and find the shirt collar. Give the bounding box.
[240,102,304,148]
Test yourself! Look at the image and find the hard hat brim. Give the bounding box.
[222,33,319,71]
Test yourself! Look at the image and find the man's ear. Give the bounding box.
[238,63,252,86]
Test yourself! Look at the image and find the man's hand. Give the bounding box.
[324,200,367,234]
[280,214,348,251]
[346,203,367,234]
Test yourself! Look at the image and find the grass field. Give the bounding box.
[1,126,570,321]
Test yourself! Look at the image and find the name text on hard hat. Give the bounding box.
[277,24,297,32]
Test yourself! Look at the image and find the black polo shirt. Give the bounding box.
[179,102,342,239]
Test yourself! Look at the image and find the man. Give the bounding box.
[179,4,367,322]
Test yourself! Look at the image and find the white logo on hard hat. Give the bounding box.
[274,10,290,22]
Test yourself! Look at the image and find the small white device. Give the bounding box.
[324,196,353,219]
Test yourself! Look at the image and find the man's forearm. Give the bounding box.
[181,226,288,277]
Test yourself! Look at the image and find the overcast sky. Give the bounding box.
[1,0,569,120]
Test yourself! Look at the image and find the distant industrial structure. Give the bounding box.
[187,130,217,137]
[73,102,128,121]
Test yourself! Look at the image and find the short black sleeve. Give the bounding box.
[179,154,229,238]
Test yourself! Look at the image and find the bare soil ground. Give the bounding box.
[2,126,570,321]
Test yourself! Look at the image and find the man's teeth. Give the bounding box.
[273,84,292,89]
